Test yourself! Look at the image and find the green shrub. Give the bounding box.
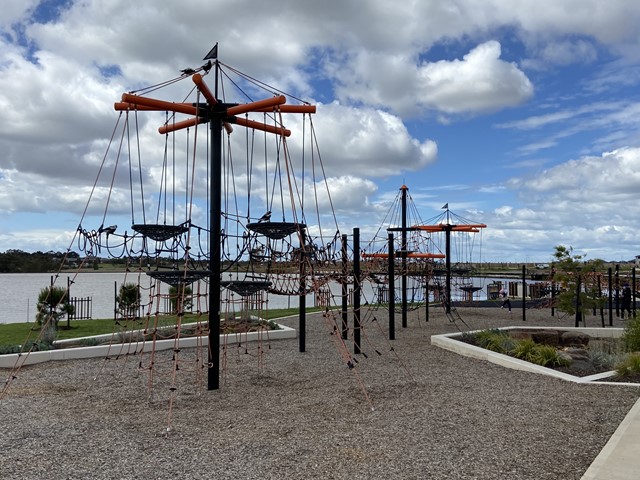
[512,339,539,363]
[473,329,513,353]
[622,317,640,352]
[533,344,570,367]
[615,352,640,378]
[0,344,22,354]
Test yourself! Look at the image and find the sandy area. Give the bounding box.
[1,304,638,479]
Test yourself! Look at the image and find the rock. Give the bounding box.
[562,347,590,361]
[560,331,590,347]
[531,330,561,346]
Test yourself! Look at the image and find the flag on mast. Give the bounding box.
[441,203,448,209]
[203,43,218,60]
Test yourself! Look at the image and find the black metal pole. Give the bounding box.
[575,273,582,327]
[425,264,429,322]
[551,263,555,317]
[445,226,451,314]
[608,267,613,326]
[615,263,620,317]
[353,227,361,354]
[401,185,408,328]
[598,274,604,327]
[388,232,395,340]
[521,264,526,322]
[341,234,348,340]
[633,267,637,318]
[207,69,222,391]
[299,229,306,352]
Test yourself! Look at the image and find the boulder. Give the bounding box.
[560,331,590,347]
[531,330,561,346]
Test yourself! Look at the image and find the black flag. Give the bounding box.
[203,43,218,60]
[442,203,448,209]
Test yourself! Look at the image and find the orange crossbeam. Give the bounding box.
[361,252,446,259]
[413,224,486,232]
[120,93,199,116]
[227,95,286,116]
[192,73,217,105]
[233,117,291,137]
[158,117,208,135]
[254,104,317,114]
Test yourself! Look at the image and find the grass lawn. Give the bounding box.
[0,307,317,347]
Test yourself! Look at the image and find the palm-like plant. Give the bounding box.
[117,283,141,319]
[35,285,75,329]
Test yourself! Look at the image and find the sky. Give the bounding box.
[1,0,640,264]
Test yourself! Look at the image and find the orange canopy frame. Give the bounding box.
[114,74,315,138]
[412,223,486,232]
[361,252,445,259]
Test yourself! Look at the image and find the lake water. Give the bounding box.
[0,272,527,325]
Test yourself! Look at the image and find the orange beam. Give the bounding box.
[159,117,234,135]
[158,117,208,134]
[362,252,445,259]
[227,95,286,116]
[114,102,158,111]
[413,224,486,232]
[254,104,317,114]
[120,93,199,116]
[192,73,217,105]
[233,116,291,137]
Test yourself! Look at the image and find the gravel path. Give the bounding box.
[1,306,638,479]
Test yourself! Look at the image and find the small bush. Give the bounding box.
[622,317,640,352]
[0,344,22,354]
[512,339,539,363]
[533,344,570,368]
[474,329,513,353]
[615,352,640,378]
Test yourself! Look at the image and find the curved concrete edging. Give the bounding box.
[0,323,296,369]
[431,326,640,387]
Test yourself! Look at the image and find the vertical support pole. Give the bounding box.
[521,264,526,322]
[633,267,637,318]
[207,108,222,391]
[388,232,395,340]
[608,267,613,326]
[400,185,408,328]
[575,274,582,328]
[299,229,306,353]
[445,226,452,313]
[425,265,430,322]
[66,276,71,327]
[551,263,555,317]
[615,263,620,317]
[598,274,604,327]
[353,227,361,355]
[341,234,348,340]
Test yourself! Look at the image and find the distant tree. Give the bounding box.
[552,245,605,326]
[117,283,141,318]
[35,285,75,329]
[168,285,193,314]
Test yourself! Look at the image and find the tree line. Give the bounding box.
[0,249,81,273]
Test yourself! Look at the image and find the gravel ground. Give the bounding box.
[1,305,639,480]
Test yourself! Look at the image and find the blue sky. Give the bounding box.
[1,0,640,263]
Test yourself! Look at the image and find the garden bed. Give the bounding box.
[432,326,640,386]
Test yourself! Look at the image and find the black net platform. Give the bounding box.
[132,223,189,241]
[146,270,211,287]
[246,222,305,240]
[221,280,272,296]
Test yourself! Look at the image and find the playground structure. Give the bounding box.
[4,46,638,431]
